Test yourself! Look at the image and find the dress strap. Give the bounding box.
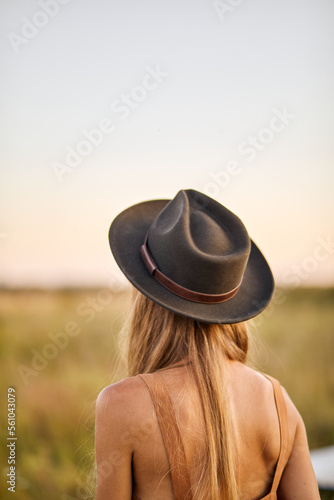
[262,374,290,493]
[138,372,192,500]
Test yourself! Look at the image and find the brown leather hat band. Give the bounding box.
[140,234,241,304]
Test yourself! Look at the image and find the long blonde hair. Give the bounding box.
[125,287,249,500]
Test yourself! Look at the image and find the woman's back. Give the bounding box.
[99,189,320,499]
[95,359,319,499]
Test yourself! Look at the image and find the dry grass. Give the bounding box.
[0,287,333,499]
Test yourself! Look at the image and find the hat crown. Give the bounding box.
[147,190,251,294]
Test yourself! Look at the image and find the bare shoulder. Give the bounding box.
[225,363,320,498]
[279,383,304,423]
[95,376,156,498]
[96,375,150,428]
[95,376,150,432]
[97,375,145,403]
[95,374,157,462]
[229,362,302,430]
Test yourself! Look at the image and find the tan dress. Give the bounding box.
[132,372,290,500]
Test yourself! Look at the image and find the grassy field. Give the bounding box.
[0,287,333,499]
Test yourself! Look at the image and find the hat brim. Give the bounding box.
[109,199,274,324]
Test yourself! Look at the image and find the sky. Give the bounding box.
[0,0,333,288]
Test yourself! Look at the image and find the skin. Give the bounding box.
[95,360,320,500]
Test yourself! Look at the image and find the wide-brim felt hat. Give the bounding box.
[108,189,274,324]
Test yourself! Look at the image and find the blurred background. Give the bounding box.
[0,0,333,498]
